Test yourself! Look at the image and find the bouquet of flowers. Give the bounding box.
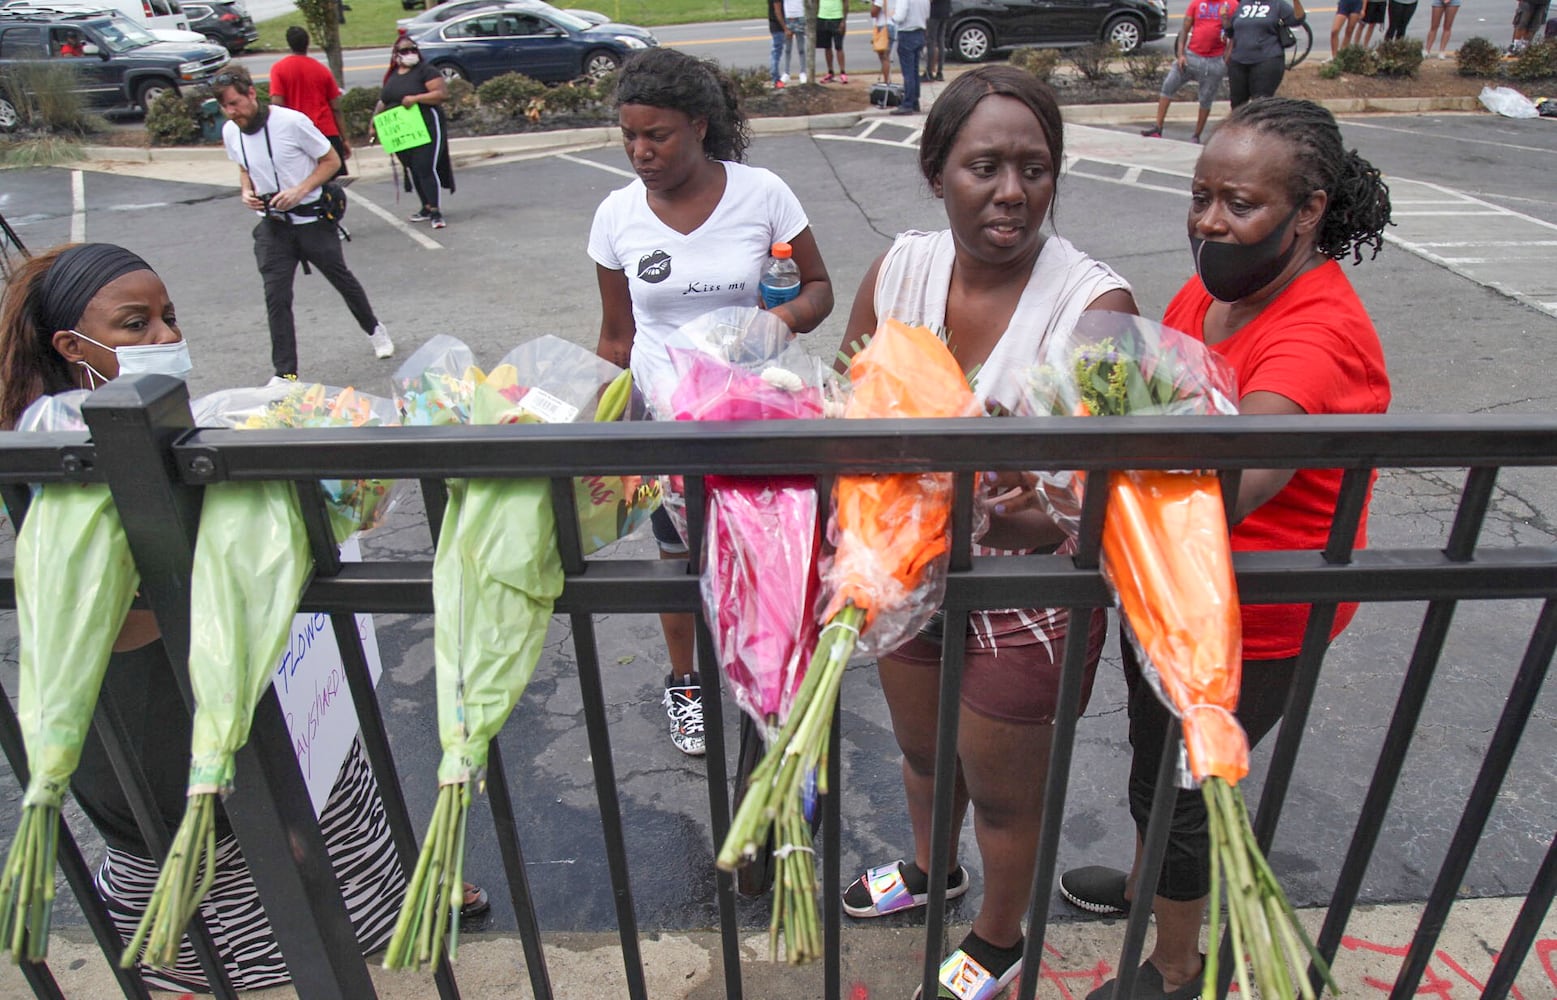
[1020,311,1336,1000]
[384,335,650,971]
[718,318,983,964]
[0,392,140,962]
[123,382,400,971]
[647,308,827,740]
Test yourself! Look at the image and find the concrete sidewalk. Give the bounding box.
[7,895,1552,998]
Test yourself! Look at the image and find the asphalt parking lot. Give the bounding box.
[1,109,1554,940]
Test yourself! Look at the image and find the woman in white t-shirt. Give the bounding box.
[588,47,833,758]
[835,66,1137,999]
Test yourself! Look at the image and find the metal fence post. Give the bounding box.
[81,375,377,1000]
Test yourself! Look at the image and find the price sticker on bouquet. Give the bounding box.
[518,386,580,424]
[372,104,431,154]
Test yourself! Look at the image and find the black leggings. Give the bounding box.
[1123,633,1303,901]
[1383,0,1417,38]
[396,109,446,213]
[1227,54,1285,108]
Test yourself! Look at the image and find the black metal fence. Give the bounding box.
[1,373,1553,1000]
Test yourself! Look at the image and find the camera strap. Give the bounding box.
[240,118,323,275]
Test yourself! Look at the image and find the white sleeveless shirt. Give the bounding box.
[872,229,1131,413]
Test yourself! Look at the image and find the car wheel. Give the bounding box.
[0,97,18,130]
[136,79,173,111]
[583,48,621,81]
[435,62,467,82]
[1103,14,1145,53]
[950,21,992,62]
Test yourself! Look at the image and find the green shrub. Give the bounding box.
[591,69,620,104]
[1064,42,1120,83]
[0,134,85,167]
[0,64,101,135]
[254,80,271,109]
[1507,38,1557,80]
[1009,47,1061,83]
[443,77,477,121]
[725,64,771,99]
[542,80,596,114]
[1373,37,1424,76]
[477,72,547,117]
[1123,48,1169,88]
[1455,36,1504,77]
[145,89,203,146]
[1319,59,1344,79]
[1330,44,1379,75]
[338,85,378,138]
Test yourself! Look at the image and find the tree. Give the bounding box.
[294,0,346,87]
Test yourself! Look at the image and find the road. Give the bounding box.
[2,109,1554,949]
[231,3,1516,88]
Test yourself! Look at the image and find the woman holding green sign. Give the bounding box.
[371,37,454,230]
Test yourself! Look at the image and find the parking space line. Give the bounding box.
[1342,119,1557,157]
[816,134,920,149]
[557,153,635,180]
[71,170,85,243]
[347,190,443,250]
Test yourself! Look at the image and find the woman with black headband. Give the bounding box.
[0,243,414,990]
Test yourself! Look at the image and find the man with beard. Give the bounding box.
[215,65,393,381]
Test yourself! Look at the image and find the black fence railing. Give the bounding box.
[0,373,1553,1000]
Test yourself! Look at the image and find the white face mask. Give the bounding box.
[399,52,420,66]
[72,330,194,385]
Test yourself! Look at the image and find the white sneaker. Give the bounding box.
[798,72,808,83]
[780,72,790,83]
[267,374,299,388]
[368,324,395,359]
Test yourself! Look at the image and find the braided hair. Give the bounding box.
[1223,97,1392,264]
[613,48,751,164]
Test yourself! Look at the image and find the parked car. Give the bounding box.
[180,0,255,52]
[0,7,227,125]
[396,0,606,33]
[406,5,654,84]
[945,0,1167,58]
[2,0,191,35]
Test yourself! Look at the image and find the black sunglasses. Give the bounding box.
[212,71,246,88]
[395,45,418,54]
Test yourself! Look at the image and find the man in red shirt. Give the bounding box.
[269,26,351,178]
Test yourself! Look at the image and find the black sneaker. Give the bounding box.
[409,209,433,223]
[662,673,705,756]
[1085,957,1204,1000]
[1059,865,1131,916]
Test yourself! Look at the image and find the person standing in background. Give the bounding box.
[269,26,351,179]
[892,0,929,115]
[370,36,454,229]
[925,0,949,80]
[1141,0,1231,142]
[818,0,850,83]
[1358,0,1386,44]
[781,0,808,83]
[1224,0,1305,107]
[769,0,788,87]
[1383,0,1418,40]
[871,0,895,85]
[1509,0,1550,51]
[1423,0,1460,56]
[1330,0,1363,56]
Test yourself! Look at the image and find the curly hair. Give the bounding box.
[612,47,750,163]
[1222,97,1392,264]
[0,246,81,430]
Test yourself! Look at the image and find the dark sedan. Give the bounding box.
[946,0,1167,58]
[406,6,655,84]
[181,0,256,53]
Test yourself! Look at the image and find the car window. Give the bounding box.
[502,12,546,34]
[0,25,47,58]
[89,16,156,51]
[435,0,490,20]
[543,8,590,30]
[446,13,501,37]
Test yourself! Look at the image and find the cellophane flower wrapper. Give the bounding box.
[1017,310,1246,782]
[657,308,827,738]
[193,382,404,543]
[0,393,139,960]
[821,318,983,656]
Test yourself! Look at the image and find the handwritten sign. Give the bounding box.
[273,537,384,816]
[372,105,431,154]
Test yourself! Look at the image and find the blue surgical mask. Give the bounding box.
[72,331,194,385]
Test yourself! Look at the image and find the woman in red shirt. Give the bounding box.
[1061,97,1393,1000]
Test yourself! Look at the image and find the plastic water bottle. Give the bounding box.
[759,241,801,309]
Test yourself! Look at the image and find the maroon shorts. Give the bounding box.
[890,607,1109,725]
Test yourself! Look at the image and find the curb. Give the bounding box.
[78,95,1478,167]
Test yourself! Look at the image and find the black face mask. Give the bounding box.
[1190,205,1303,303]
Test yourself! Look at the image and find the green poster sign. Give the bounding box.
[373,105,432,154]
